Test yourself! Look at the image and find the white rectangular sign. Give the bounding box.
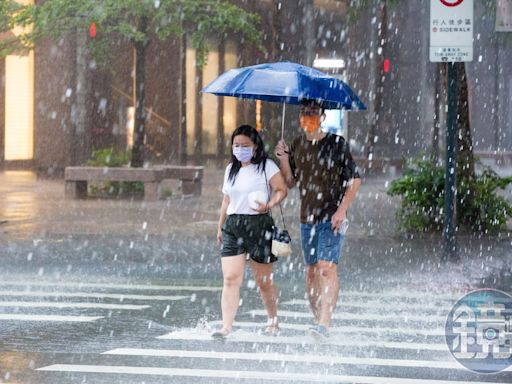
[429,0,474,62]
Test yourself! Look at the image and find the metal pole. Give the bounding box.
[444,62,457,258]
[281,103,286,140]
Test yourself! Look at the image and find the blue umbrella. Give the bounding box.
[202,61,366,137]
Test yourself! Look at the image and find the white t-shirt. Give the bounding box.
[222,160,280,215]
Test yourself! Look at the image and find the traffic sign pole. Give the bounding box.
[444,63,457,259]
[430,0,473,260]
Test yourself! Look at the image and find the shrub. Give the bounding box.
[86,147,144,197]
[388,157,512,233]
[87,147,130,167]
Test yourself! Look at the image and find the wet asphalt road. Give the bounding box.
[1,170,512,383]
[1,232,512,384]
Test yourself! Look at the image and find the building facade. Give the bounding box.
[1,0,511,174]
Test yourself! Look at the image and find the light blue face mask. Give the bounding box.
[232,146,254,163]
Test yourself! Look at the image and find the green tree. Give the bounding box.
[1,0,262,167]
[0,1,21,55]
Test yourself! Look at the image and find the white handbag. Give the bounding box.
[271,226,292,257]
[265,170,292,257]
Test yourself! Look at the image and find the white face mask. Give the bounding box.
[232,146,253,163]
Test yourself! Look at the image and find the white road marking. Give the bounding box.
[0,291,189,301]
[338,290,466,301]
[0,281,463,299]
[156,330,449,351]
[282,299,453,312]
[0,281,222,291]
[248,309,445,323]
[0,301,150,310]
[209,321,446,336]
[0,314,103,322]
[36,364,511,383]
[102,348,512,372]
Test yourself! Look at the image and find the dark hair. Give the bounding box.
[300,99,325,114]
[228,124,268,184]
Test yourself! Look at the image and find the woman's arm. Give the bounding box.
[254,171,288,213]
[217,194,230,243]
[268,171,288,209]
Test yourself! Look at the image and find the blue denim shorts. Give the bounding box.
[300,221,345,266]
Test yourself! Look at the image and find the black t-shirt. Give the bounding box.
[289,133,360,224]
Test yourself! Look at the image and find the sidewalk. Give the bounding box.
[0,167,399,239]
[0,167,511,294]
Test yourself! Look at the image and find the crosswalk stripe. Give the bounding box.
[209,321,446,336]
[248,309,446,323]
[282,299,453,312]
[0,281,464,299]
[0,314,103,322]
[0,291,189,301]
[102,348,512,372]
[156,330,448,351]
[337,290,464,301]
[0,281,222,291]
[0,301,150,310]
[36,364,511,383]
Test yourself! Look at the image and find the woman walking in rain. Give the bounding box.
[212,125,288,339]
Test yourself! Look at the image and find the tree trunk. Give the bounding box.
[131,41,147,168]
[303,0,315,67]
[365,0,388,166]
[217,39,225,168]
[455,62,475,182]
[432,62,446,164]
[269,0,283,143]
[194,66,203,162]
[72,30,91,165]
[180,33,187,165]
[271,0,281,62]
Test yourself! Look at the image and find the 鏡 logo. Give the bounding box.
[440,0,464,6]
[446,289,512,373]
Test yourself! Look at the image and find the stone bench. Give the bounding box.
[64,166,203,201]
[153,165,203,196]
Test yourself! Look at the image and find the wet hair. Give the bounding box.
[228,124,268,184]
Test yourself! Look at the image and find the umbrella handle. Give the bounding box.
[281,103,286,140]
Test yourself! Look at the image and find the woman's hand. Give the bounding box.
[253,201,270,214]
[217,227,223,244]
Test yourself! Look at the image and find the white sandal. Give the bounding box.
[263,324,280,336]
[211,328,230,339]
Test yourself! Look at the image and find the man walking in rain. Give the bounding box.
[275,100,361,339]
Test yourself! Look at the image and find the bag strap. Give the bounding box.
[264,168,287,231]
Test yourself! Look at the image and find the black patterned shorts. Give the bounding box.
[221,214,277,264]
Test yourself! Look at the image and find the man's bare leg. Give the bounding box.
[306,265,321,323]
[316,260,340,329]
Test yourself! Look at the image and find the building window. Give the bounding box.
[4,51,34,161]
[202,42,220,155]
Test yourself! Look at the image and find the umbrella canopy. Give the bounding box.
[201,61,366,110]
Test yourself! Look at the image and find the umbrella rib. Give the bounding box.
[230,70,254,96]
